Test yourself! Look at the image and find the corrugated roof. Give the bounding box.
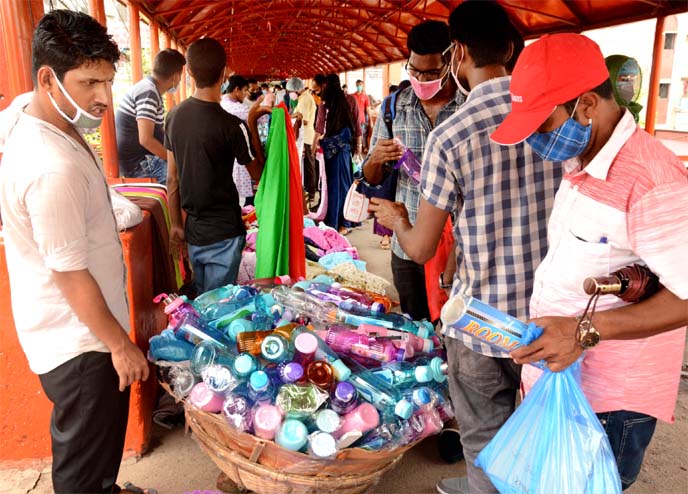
[131,0,688,79]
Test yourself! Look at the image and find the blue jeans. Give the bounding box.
[187,235,246,295]
[127,155,167,185]
[597,410,657,490]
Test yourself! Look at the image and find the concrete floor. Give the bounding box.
[2,219,687,494]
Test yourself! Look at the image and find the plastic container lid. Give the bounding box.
[430,357,447,383]
[250,370,270,391]
[253,405,283,440]
[370,302,385,314]
[261,335,287,360]
[228,319,253,340]
[415,321,434,339]
[395,399,414,420]
[280,362,304,383]
[164,296,184,314]
[276,419,308,451]
[315,409,341,433]
[309,432,338,458]
[294,332,318,355]
[331,359,352,381]
[394,347,406,362]
[233,354,257,376]
[333,381,357,402]
[293,280,312,291]
[412,387,433,406]
[415,365,433,383]
[422,339,434,354]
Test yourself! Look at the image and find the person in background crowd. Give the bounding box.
[289,77,319,208]
[220,74,256,207]
[370,2,562,493]
[0,10,151,493]
[165,38,268,295]
[244,77,261,108]
[353,79,372,155]
[116,48,186,185]
[313,73,360,158]
[492,33,688,491]
[363,20,462,319]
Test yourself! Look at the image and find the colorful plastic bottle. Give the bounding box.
[291,326,351,381]
[372,361,434,389]
[324,326,370,353]
[332,402,380,439]
[313,409,342,434]
[350,337,406,364]
[308,431,339,458]
[276,361,305,384]
[173,312,232,348]
[168,366,197,398]
[221,392,253,432]
[417,408,443,439]
[154,293,201,328]
[232,353,260,379]
[260,333,293,363]
[271,285,339,326]
[275,419,309,451]
[306,361,335,390]
[188,382,224,413]
[197,285,258,321]
[329,381,359,415]
[247,370,276,404]
[275,383,327,420]
[236,330,274,356]
[253,404,283,440]
[191,340,239,376]
[292,331,318,368]
[224,317,254,340]
[355,324,433,354]
[202,364,239,394]
[441,293,543,353]
[336,303,434,339]
[404,387,437,413]
[344,357,413,420]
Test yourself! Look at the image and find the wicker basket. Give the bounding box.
[184,402,413,494]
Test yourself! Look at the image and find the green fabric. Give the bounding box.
[255,107,290,278]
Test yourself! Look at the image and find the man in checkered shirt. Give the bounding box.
[371,2,562,493]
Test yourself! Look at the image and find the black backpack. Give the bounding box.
[356,81,411,200]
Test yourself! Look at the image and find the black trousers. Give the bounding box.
[303,144,318,196]
[39,351,130,494]
[391,252,431,321]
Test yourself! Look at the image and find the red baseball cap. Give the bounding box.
[491,33,609,145]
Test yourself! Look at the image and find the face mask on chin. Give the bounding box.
[526,98,592,162]
[450,44,471,96]
[47,68,103,129]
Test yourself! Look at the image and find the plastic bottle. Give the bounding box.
[291,326,351,381]
[355,324,433,354]
[225,317,254,341]
[236,330,274,356]
[252,404,283,440]
[417,408,443,439]
[372,361,434,389]
[196,285,259,321]
[168,365,197,398]
[153,293,201,328]
[403,387,437,414]
[343,357,414,420]
[332,402,380,439]
[188,382,224,413]
[173,311,232,348]
[276,361,305,384]
[191,340,239,376]
[221,391,253,432]
[441,294,543,353]
[350,337,406,364]
[313,409,342,434]
[324,326,370,353]
[337,303,433,338]
[306,361,335,390]
[411,356,448,383]
[275,419,309,451]
[271,286,339,326]
[250,293,273,331]
[275,383,328,420]
[247,370,276,404]
[232,353,260,379]
[202,364,239,394]
[329,381,359,415]
[260,333,293,363]
[308,431,339,458]
[292,331,318,368]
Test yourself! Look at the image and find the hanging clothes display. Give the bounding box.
[254,104,306,280]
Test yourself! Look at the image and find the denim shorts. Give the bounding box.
[597,410,657,490]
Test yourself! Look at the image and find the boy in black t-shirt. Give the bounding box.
[165,38,268,294]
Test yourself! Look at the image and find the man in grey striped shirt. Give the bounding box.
[115,49,185,184]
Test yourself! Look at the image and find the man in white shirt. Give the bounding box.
[289,77,318,203]
[0,10,149,494]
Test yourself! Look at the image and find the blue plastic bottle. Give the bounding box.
[198,285,259,321]
[343,357,413,420]
[232,353,260,380]
[275,419,309,451]
[372,361,434,389]
[173,312,233,348]
[247,370,276,404]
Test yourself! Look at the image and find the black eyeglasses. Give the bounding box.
[405,45,453,81]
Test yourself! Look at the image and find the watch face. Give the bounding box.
[581,329,600,349]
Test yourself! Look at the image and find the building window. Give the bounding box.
[659,83,670,99]
[664,32,676,50]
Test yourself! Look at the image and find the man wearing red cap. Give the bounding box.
[370,2,562,493]
[492,33,688,490]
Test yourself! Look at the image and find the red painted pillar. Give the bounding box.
[127,2,142,83]
[645,16,665,136]
[162,32,175,110]
[150,22,160,59]
[88,0,119,178]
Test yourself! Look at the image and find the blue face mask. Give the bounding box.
[526,99,592,162]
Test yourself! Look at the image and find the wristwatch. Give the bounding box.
[439,272,452,290]
[576,316,601,349]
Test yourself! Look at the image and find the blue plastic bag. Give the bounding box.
[476,361,621,494]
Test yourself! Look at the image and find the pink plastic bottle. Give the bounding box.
[333,402,380,439]
[417,408,443,439]
[356,324,433,354]
[253,404,283,440]
[188,382,224,413]
[350,338,406,363]
[154,293,200,328]
[292,332,319,368]
[324,326,370,353]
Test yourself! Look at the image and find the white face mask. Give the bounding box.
[451,44,470,96]
[47,68,103,128]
